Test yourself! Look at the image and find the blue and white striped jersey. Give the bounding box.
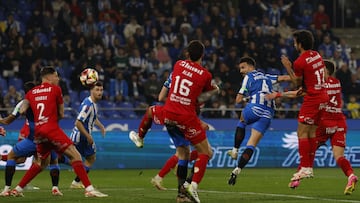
[70,96,98,143]
[238,70,278,109]
[163,72,172,89]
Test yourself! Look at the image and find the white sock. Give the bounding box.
[15,185,23,192]
[232,167,241,175]
[190,182,198,190]
[85,185,94,192]
[4,185,10,191]
[72,180,80,184]
[232,147,239,154]
[155,174,162,180]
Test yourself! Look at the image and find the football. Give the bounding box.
[80,68,99,86]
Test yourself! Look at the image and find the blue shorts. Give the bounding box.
[74,141,96,157]
[13,138,59,160]
[166,125,190,147]
[50,150,58,161]
[242,104,273,134]
[13,138,36,157]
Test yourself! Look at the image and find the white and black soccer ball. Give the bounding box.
[80,68,99,87]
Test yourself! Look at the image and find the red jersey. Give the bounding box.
[164,60,213,115]
[25,82,63,127]
[294,50,327,97]
[322,76,345,120]
[19,121,30,140]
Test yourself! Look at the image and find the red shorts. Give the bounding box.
[151,105,165,125]
[298,96,328,125]
[163,111,206,145]
[35,124,73,160]
[316,118,347,148]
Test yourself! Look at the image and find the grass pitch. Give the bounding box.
[0,168,358,203]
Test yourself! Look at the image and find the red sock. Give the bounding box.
[298,138,311,167]
[72,160,91,187]
[308,137,318,167]
[190,150,198,161]
[1,154,7,161]
[158,155,178,178]
[18,163,42,188]
[337,156,353,177]
[138,110,152,138]
[191,154,209,184]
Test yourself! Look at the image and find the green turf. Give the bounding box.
[0,168,358,203]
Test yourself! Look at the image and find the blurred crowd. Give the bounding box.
[0,0,359,119]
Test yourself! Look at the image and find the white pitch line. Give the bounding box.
[24,187,360,202]
[167,188,360,203]
[199,189,360,203]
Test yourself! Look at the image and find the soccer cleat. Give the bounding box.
[151,176,166,190]
[70,181,85,189]
[0,188,10,197]
[10,189,24,197]
[52,187,63,196]
[129,131,144,148]
[85,189,108,197]
[186,184,200,203]
[228,172,237,185]
[344,174,358,195]
[228,167,241,185]
[291,167,314,181]
[176,193,192,203]
[227,150,238,160]
[288,180,301,189]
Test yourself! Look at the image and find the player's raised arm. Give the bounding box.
[277,75,291,82]
[197,84,220,103]
[19,100,29,115]
[281,55,302,87]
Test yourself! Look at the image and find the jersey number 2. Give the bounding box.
[36,103,45,120]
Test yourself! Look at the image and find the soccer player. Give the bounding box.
[130,71,214,202]
[10,67,107,197]
[312,60,358,194]
[162,40,216,203]
[269,60,358,194]
[227,57,287,185]
[0,82,62,196]
[281,30,328,181]
[68,81,106,188]
[227,61,290,160]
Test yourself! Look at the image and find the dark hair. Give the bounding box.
[293,30,314,50]
[187,40,204,61]
[238,56,256,67]
[90,81,103,89]
[323,60,335,75]
[40,66,56,78]
[23,82,35,93]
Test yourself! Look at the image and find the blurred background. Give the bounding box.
[0,0,359,120]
